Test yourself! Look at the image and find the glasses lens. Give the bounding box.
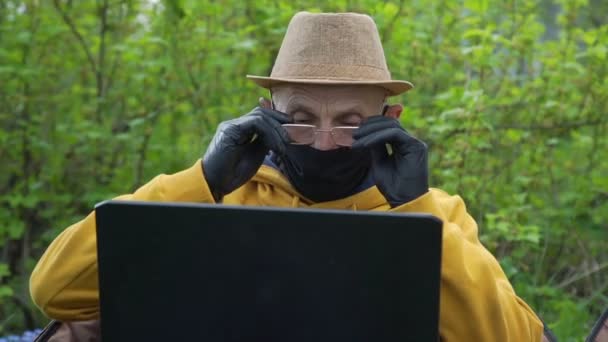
[331,127,358,147]
[282,124,315,145]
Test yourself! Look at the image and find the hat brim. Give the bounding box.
[246,75,413,96]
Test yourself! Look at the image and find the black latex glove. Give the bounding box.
[352,115,429,207]
[202,107,290,202]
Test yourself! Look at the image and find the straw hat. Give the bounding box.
[247,12,413,96]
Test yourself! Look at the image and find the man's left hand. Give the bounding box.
[352,115,429,207]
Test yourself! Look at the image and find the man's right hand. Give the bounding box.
[202,107,291,202]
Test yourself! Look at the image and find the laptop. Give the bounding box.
[95,201,443,341]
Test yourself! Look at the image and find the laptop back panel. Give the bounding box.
[96,201,442,342]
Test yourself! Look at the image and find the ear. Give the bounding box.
[259,97,272,109]
[384,104,403,119]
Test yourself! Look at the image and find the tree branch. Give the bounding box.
[380,0,405,43]
[133,109,162,191]
[97,0,109,99]
[557,262,608,290]
[52,0,98,75]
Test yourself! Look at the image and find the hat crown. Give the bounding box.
[270,12,391,81]
[247,12,413,96]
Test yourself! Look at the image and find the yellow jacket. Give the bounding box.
[30,161,543,341]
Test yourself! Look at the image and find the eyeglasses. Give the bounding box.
[281,124,359,147]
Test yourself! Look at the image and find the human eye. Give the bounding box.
[338,114,362,127]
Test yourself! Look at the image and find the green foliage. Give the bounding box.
[0,0,606,339]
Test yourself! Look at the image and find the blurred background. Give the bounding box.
[0,0,606,340]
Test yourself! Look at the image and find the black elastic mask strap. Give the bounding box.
[270,91,276,110]
[381,104,389,116]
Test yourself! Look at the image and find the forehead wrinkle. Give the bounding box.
[326,97,367,114]
[275,87,323,113]
[326,96,384,116]
[272,85,386,115]
[323,85,384,106]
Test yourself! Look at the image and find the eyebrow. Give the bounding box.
[334,111,363,121]
[287,103,367,117]
[286,103,319,117]
[333,104,366,117]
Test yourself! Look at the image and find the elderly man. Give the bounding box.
[30,12,546,341]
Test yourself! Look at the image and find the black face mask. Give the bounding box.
[273,145,372,202]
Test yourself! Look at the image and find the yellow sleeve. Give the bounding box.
[29,160,215,321]
[392,188,543,341]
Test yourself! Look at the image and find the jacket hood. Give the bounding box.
[250,165,390,211]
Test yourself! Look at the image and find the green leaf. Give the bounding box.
[7,221,25,240]
[0,264,10,278]
[0,286,14,299]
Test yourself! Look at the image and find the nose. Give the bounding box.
[312,130,338,151]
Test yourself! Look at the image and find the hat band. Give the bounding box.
[271,62,391,82]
